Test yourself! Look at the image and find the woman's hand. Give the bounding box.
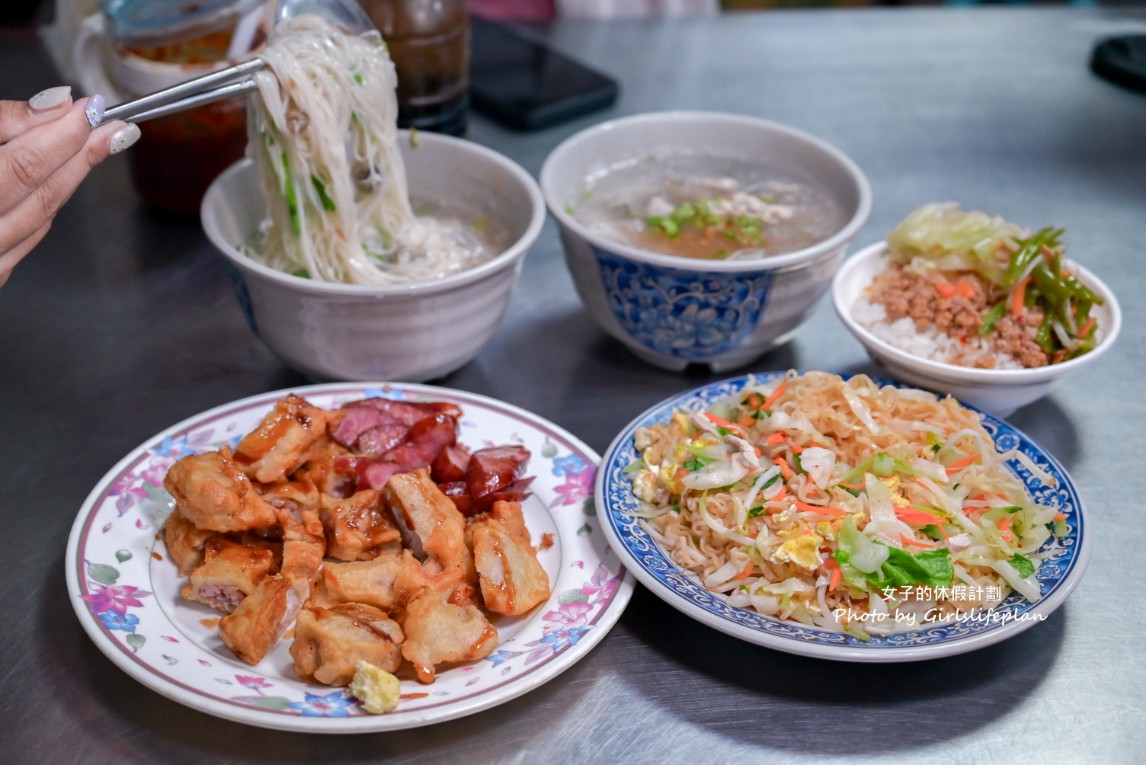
[0,86,140,286]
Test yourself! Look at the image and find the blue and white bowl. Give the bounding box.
[540,111,872,372]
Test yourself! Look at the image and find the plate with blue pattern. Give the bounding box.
[596,371,1089,662]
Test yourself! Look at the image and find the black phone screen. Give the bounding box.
[468,16,619,131]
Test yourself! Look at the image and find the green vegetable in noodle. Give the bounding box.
[311,175,337,212]
[1008,553,1036,579]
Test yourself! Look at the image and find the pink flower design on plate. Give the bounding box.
[83,584,151,616]
[141,456,176,487]
[236,675,273,692]
[551,466,595,508]
[580,563,621,602]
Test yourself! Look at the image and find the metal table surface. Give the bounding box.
[2,6,1144,764]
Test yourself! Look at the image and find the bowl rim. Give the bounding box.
[832,240,1123,384]
[538,110,873,273]
[201,131,546,296]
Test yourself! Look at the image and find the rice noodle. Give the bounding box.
[248,15,490,285]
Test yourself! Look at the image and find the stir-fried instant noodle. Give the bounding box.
[628,371,1065,637]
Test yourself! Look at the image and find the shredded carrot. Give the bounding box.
[791,444,805,454]
[954,280,976,299]
[894,505,944,526]
[945,453,982,475]
[829,566,842,592]
[705,412,732,428]
[737,414,755,429]
[1053,513,1066,521]
[763,378,787,410]
[935,280,957,299]
[745,392,765,410]
[998,516,1013,532]
[838,479,865,491]
[765,432,786,446]
[1011,274,1031,318]
[899,534,935,549]
[773,456,793,480]
[1077,316,1097,338]
[771,485,788,502]
[733,562,754,580]
[794,500,845,517]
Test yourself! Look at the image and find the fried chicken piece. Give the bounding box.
[471,502,550,616]
[181,537,277,613]
[291,603,405,686]
[163,447,279,533]
[218,574,300,665]
[232,394,334,484]
[400,590,498,684]
[384,469,476,593]
[162,507,220,575]
[320,489,402,561]
[317,551,408,611]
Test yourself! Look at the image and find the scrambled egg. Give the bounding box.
[349,660,401,714]
[771,530,824,571]
[882,475,909,506]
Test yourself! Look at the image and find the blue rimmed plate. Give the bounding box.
[596,371,1088,662]
[67,383,634,732]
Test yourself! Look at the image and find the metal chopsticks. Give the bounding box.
[102,57,267,124]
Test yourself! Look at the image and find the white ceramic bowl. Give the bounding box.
[832,241,1122,416]
[540,111,872,372]
[202,132,544,382]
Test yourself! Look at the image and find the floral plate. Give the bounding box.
[66,383,634,732]
[596,372,1089,662]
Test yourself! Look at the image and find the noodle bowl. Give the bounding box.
[248,15,497,285]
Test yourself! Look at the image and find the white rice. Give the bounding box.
[852,298,1023,370]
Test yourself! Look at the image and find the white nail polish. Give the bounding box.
[109,123,141,154]
[29,85,72,112]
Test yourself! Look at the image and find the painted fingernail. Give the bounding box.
[86,94,106,128]
[29,85,72,112]
[109,123,141,154]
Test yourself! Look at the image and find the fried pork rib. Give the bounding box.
[316,552,408,611]
[400,590,499,684]
[181,537,277,613]
[384,468,476,594]
[162,508,219,576]
[219,574,300,665]
[232,394,333,484]
[164,447,279,533]
[320,489,401,561]
[471,501,551,616]
[162,393,550,692]
[291,603,405,686]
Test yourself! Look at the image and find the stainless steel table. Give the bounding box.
[2,6,1144,763]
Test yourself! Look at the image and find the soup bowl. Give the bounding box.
[540,111,872,372]
[202,131,545,382]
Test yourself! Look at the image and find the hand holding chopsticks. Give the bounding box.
[101,57,267,124]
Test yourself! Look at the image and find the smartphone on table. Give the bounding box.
[468,15,620,131]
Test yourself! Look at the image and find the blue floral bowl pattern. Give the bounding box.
[596,372,1090,662]
[595,247,775,361]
